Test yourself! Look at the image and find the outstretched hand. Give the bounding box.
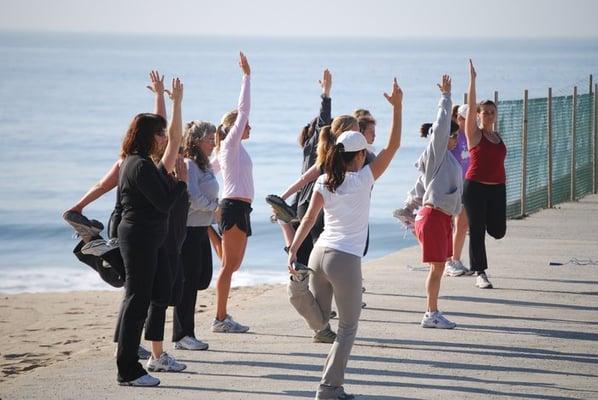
[469,59,477,79]
[437,74,451,94]
[169,77,183,103]
[383,78,403,107]
[146,70,170,96]
[239,52,251,76]
[319,69,332,97]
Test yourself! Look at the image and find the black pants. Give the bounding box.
[116,223,166,383]
[295,201,325,265]
[462,180,507,272]
[144,249,181,341]
[173,226,214,342]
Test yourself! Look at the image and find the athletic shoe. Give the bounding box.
[174,336,209,351]
[138,345,151,360]
[313,326,337,343]
[265,194,297,224]
[445,260,466,277]
[475,272,493,289]
[393,207,415,225]
[118,373,160,387]
[63,210,104,242]
[453,260,475,276]
[211,315,250,333]
[421,311,457,329]
[316,385,355,399]
[81,238,117,257]
[146,352,187,372]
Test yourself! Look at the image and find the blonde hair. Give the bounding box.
[215,109,238,152]
[316,115,358,167]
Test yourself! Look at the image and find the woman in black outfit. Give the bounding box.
[116,79,187,387]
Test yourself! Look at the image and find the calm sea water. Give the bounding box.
[1,32,597,293]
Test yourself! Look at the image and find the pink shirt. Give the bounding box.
[216,75,254,201]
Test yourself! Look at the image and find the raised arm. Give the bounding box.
[223,52,251,146]
[465,59,481,149]
[65,159,121,213]
[146,70,167,119]
[318,69,332,127]
[369,78,403,180]
[160,78,183,173]
[428,75,452,174]
[280,164,320,200]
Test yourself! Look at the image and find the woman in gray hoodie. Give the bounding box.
[413,75,463,329]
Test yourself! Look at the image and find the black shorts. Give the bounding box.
[219,199,252,237]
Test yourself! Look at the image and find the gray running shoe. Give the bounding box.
[147,352,187,372]
[313,326,337,343]
[63,211,104,242]
[81,238,117,257]
[211,314,250,333]
[138,345,151,360]
[421,311,456,329]
[475,272,493,289]
[445,260,466,277]
[316,385,355,399]
[118,373,160,387]
[174,336,209,351]
[265,194,297,223]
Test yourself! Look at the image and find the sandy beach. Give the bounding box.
[1,195,598,399]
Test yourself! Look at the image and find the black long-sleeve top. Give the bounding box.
[118,154,187,233]
[296,94,332,207]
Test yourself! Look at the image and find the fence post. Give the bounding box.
[463,93,467,105]
[571,87,577,201]
[493,91,499,132]
[521,89,528,217]
[547,88,553,207]
[594,84,598,194]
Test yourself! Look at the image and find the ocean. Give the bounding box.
[1,32,597,293]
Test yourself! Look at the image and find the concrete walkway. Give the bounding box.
[3,195,598,399]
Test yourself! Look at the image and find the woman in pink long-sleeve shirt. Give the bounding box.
[211,52,254,333]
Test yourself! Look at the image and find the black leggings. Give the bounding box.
[173,226,213,342]
[462,180,507,272]
[295,201,325,265]
[115,223,166,382]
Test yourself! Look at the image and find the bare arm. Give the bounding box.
[160,78,184,173]
[465,59,481,149]
[287,190,324,269]
[280,164,320,200]
[369,78,403,180]
[66,160,121,213]
[146,70,167,119]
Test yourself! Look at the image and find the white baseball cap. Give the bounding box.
[457,104,469,119]
[336,131,368,152]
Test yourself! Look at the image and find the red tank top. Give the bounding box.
[465,134,507,184]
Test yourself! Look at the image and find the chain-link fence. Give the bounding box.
[493,77,597,219]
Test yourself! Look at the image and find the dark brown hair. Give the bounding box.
[298,117,318,148]
[120,113,167,158]
[353,108,371,118]
[477,99,497,112]
[451,104,459,121]
[324,144,362,192]
[420,121,459,138]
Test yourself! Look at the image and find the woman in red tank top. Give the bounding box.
[462,60,507,289]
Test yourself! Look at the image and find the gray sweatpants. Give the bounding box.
[287,246,362,389]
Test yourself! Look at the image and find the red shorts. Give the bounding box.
[414,207,453,263]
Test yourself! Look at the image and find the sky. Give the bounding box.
[1,0,598,38]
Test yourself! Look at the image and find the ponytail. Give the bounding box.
[420,123,433,138]
[316,125,334,167]
[324,144,362,193]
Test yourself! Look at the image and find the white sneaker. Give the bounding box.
[118,373,160,387]
[475,272,493,289]
[81,238,117,257]
[211,315,249,333]
[421,311,457,329]
[146,352,187,372]
[445,260,465,277]
[174,336,209,351]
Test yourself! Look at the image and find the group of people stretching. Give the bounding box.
[63,54,506,399]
